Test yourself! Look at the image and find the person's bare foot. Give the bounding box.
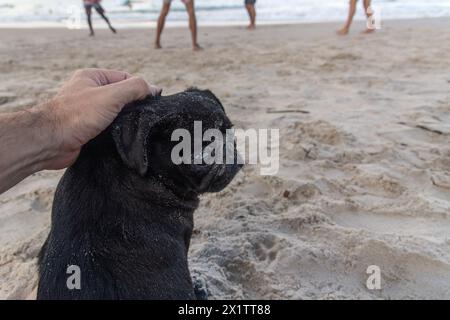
[154,42,162,49]
[193,44,203,51]
[89,31,95,37]
[362,28,375,34]
[110,27,117,34]
[337,27,349,36]
[246,24,256,30]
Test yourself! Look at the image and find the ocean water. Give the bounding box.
[0,0,449,27]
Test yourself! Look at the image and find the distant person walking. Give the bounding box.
[155,0,202,51]
[83,0,117,36]
[124,0,133,10]
[337,0,374,35]
[245,0,257,30]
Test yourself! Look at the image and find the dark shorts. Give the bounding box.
[84,3,104,13]
[245,0,256,5]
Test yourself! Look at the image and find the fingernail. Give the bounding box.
[149,85,162,97]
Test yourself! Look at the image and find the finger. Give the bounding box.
[101,76,160,110]
[149,85,163,97]
[93,69,133,85]
[72,69,133,87]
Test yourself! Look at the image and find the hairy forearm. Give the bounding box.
[0,105,57,194]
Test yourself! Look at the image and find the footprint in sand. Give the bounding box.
[0,94,16,105]
[252,234,283,263]
[285,120,346,146]
[29,189,53,213]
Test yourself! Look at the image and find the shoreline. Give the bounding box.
[0,16,447,30]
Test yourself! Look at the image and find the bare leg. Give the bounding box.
[363,0,375,33]
[155,2,171,49]
[185,0,202,51]
[96,6,117,34]
[245,4,256,30]
[85,7,94,36]
[337,0,357,35]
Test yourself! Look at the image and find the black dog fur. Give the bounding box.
[37,89,242,300]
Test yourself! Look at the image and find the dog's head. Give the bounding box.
[110,89,242,197]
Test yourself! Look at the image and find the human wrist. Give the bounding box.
[27,99,65,171]
[0,103,61,194]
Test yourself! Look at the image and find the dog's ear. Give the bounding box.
[111,110,155,176]
[186,88,224,112]
[202,90,224,111]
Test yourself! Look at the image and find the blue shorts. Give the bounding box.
[245,0,256,4]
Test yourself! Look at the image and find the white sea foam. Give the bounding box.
[0,0,449,28]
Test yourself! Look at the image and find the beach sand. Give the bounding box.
[1,19,450,299]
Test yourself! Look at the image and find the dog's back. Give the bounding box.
[38,143,197,300]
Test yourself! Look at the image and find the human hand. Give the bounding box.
[38,68,161,169]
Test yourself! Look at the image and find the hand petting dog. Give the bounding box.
[0,68,161,194]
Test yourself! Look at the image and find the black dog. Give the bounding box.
[37,89,242,300]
